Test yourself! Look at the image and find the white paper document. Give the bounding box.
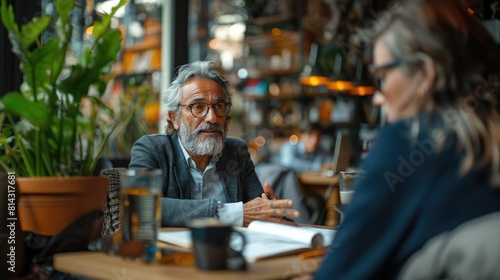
[157,221,336,262]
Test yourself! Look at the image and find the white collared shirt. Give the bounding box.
[178,138,243,226]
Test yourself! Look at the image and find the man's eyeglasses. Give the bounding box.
[369,60,401,92]
[178,101,232,118]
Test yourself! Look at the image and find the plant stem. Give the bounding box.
[7,115,35,177]
[27,57,43,176]
[40,131,54,176]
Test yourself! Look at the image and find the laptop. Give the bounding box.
[320,131,352,177]
[331,131,352,174]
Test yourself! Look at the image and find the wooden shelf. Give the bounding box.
[122,41,161,74]
[121,18,161,74]
[243,94,299,101]
[244,31,300,45]
[246,12,296,26]
[251,68,300,77]
[243,91,373,101]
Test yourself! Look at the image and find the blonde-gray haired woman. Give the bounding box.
[314,0,500,279]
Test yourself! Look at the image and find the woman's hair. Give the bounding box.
[162,61,232,135]
[372,0,500,186]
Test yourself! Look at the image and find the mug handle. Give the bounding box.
[227,230,246,271]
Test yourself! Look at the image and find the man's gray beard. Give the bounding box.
[178,120,227,156]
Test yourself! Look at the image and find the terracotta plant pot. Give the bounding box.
[17,177,110,236]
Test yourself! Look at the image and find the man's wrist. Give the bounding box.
[217,201,243,226]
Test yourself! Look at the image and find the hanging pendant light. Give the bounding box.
[326,44,353,92]
[299,43,329,87]
[350,43,374,96]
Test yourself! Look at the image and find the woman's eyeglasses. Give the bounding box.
[178,101,232,118]
[369,60,401,92]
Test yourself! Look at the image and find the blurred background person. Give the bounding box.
[279,122,333,173]
[314,0,500,279]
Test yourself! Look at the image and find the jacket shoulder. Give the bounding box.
[225,136,248,148]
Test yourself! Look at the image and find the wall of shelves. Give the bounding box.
[120,18,162,75]
[233,0,383,166]
[239,0,304,139]
[244,31,302,76]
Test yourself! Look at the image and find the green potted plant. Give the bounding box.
[0,0,128,236]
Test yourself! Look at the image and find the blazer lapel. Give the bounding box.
[216,149,238,202]
[171,134,192,199]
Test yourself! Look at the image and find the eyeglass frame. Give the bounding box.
[178,101,232,118]
[368,59,401,92]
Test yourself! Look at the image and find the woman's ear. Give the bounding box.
[168,111,180,130]
[421,56,436,91]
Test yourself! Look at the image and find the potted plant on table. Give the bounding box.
[0,0,128,236]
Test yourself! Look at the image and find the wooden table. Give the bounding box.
[298,171,340,227]
[54,251,323,280]
[54,228,325,280]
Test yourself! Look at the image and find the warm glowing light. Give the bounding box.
[350,86,375,96]
[327,80,354,91]
[255,136,266,147]
[208,38,221,49]
[271,28,282,36]
[467,8,474,14]
[289,135,299,145]
[299,76,329,86]
[144,101,160,124]
[272,114,284,126]
[85,26,94,35]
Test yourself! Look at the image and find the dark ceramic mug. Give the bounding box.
[188,218,246,271]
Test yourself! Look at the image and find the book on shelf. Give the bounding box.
[157,221,336,262]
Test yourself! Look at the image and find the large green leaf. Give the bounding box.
[0,0,19,34]
[55,0,74,26]
[20,39,61,93]
[54,0,74,43]
[90,30,122,70]
[30,38,66,87]
[2,92,50,127]
[30,39,61,67]
[1,1,27,63]
[20,16,51,50]
[59,29,121,99]
[58,65,98,100]
[92,0,128,39]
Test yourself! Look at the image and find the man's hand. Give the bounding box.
[261,182,277,199]
[243,182,300,227]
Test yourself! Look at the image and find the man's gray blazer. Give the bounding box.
[129,133,263,226]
